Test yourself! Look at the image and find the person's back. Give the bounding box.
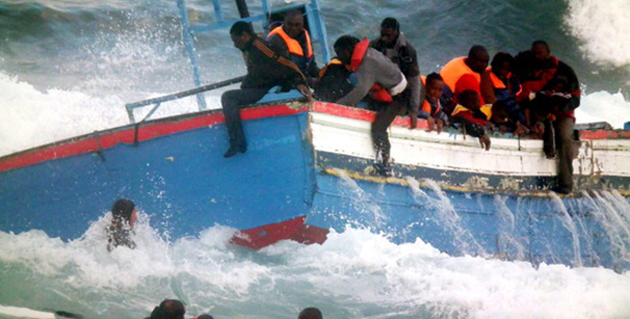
[313,57,354,102]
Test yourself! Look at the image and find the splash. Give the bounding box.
[565,0,630,68]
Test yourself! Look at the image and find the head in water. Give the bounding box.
[283,10,304,38]
[379,17,400,46]
[149,299,186,319]
[298,308,323,319]
[334,35,360,65]
[111,198,137,228]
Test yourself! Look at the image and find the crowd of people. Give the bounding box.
[221,13,581,193]
[144,299,323,319]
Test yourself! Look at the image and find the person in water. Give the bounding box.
[146,299,186,319]
[106,198,137,251]
[298,307,323,319]
[221,21,312,158]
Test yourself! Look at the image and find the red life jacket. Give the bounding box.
[349,38,393,102]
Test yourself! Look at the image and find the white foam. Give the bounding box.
[575,90,630,129]
[1,226,629,319]
[565,0,630,68]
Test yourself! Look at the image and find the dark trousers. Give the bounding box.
[221,88,269,148]
[544,117,575,190]
[370,99,407,165]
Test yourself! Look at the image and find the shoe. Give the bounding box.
[372,162,392,177]
[224,145,246,158]
[551,185,572,195]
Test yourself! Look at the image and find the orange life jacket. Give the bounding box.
[349,37,393,102]
[440,57,480,93]
[268,26,313,58]
[421,99,441,117]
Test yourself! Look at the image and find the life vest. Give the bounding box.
[451,104,492,120]
[440,57,481,94]
[518,56,558,100]
[268,26,313,58]
[487,67,522,96]
[349,38,402,103]
[421,99,441,117]
[318,58,345,78]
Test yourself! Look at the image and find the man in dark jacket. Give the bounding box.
[222,21,312,158]
[518,40,581,193]
[370,17,424,129]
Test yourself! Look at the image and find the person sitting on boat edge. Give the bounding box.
[516,40,580,194]
[370,17,424,130]
[419,73,449,133]
[106,198,137,252]
[146,299,185,319]
[222,21,312,158]
[333,35,407,176]
[298,307,323,319]
[267,9,320,80]
[450,90,492,151]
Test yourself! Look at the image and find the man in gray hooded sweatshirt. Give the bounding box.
[334,35,407,176]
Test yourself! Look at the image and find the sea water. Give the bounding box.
[1,0,630,318]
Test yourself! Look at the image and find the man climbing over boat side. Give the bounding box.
[370,17,424,130]
[333,35,408,176]
[267,10,320,80]
[222,21,312,158]
[515,40,581,194]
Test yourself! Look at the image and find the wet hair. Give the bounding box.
[298,308,323,319]
[111,199,135,221]
[333,35,360,53]
[380,17,400,32]
[490,52,515,70]
[467,45,488,60]
[195,315,214,319]
[149,299,186,319]
[425,72,443,86]
[532,39,550,51]
[230,21,254,36]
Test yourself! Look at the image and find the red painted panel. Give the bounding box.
[230,216,307,249]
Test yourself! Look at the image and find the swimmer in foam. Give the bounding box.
[106,198,137,251]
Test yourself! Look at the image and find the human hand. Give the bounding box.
[435,118,444,134]
[426,116,435,132]
[409,112,418,130]
[479,134,491,151]
[296,84,313,101]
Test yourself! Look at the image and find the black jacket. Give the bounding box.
[240,36,306,91]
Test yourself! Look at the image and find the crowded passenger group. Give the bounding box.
[221,13,580,194]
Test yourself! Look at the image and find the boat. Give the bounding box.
[1,0,629,272]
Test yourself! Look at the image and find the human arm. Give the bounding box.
[335,66,375,106]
